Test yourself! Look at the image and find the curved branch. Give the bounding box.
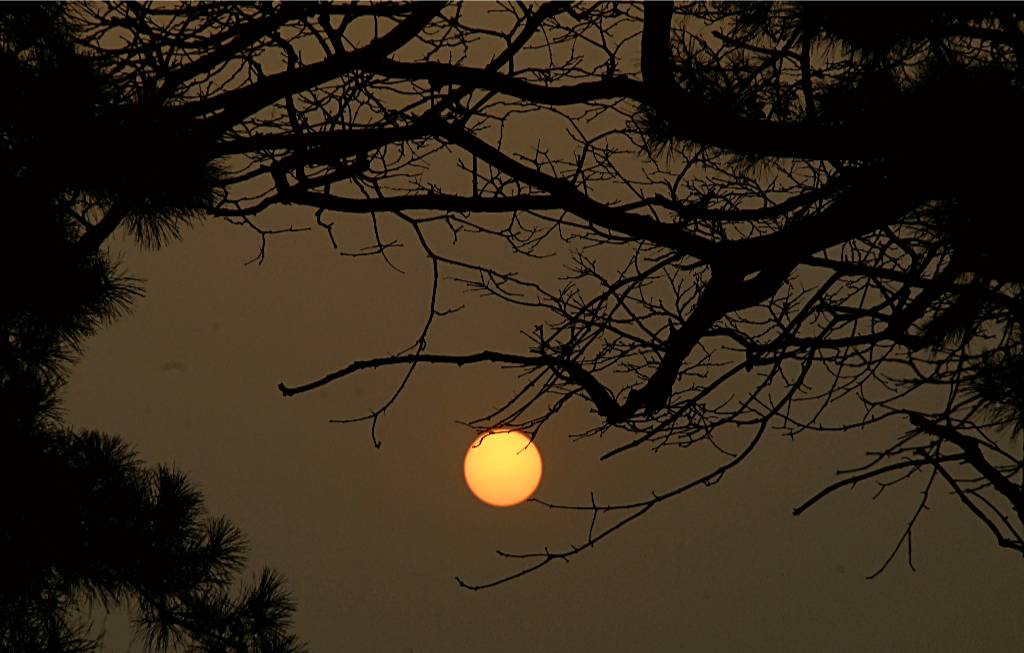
[278,350,621,420]
[793,454,966,516]
[288,190,562,215]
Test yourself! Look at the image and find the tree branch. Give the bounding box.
[278,350,622,420]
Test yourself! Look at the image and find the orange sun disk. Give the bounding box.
[463,430,543,507]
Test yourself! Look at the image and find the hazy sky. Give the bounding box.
[63,210,1023,652]
[54,5,1024,650]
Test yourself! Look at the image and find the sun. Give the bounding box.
[463,430,543,507]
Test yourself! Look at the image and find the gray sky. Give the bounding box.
[64,214,1023,652]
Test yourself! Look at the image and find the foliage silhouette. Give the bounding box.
[1,6,303,650]
[1,428,302,653]
[63,2,1024,587]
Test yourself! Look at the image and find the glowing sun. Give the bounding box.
[463,430,543,507]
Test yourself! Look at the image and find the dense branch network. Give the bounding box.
[75,2,1024,585]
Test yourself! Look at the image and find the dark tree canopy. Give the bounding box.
[1,428,302,653]
[35,1,1024,589]
[1,6,302,650]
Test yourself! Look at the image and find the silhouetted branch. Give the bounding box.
[793,454,966,517]
[279,349,622,422]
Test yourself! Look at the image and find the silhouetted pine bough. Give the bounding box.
[2,6,303,650]
[36,2,1024,588]
[0,428,302,653]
